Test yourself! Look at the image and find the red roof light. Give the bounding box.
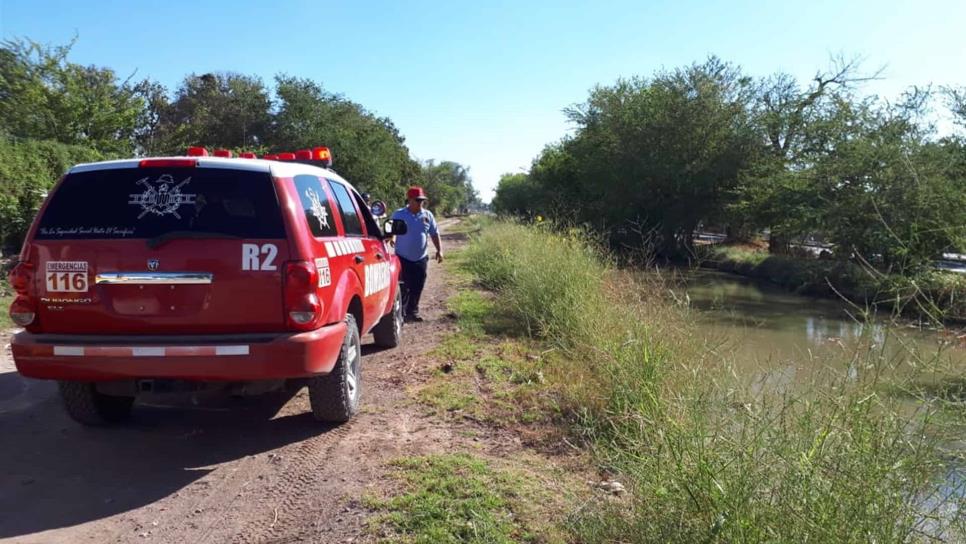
[313,147,333,167]
[295,149,312,160]
[239,152,257,159]
[139,159,197,168]
[186,146,209,157]
[277,153,296,160]
[213,149,232,158]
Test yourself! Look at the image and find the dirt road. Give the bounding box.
[0,223,475,543]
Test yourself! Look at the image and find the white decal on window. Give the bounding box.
[129,175,197,219]
[46,261,89,293]
[242,243,278,271]
[305,187,330,229]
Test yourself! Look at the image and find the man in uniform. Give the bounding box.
[391,186,443,322]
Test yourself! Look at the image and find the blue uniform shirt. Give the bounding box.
[391,206,438,262]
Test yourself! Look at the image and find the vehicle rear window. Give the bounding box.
[35,167,286,240]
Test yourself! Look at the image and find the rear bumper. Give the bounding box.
[11,323,347,381]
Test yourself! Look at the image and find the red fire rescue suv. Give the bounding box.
[7,146,407,425]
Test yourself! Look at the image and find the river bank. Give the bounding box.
[701,245,966,323]
[455,219,965,542]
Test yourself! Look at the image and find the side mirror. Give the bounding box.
[383,218,408,237]
[370,200,387,218]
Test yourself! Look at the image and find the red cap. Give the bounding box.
[406,186,427,200]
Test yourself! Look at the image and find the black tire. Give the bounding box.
[371,287,403,348]
[308,313,362,423]
[58,381,134,426]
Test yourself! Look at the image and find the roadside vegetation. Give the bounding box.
[366,453,572,544]
[492,57,966,320]
[440,220,964,543]
[0,37,481,252]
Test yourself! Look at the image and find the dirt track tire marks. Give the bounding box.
[227,421,353,544]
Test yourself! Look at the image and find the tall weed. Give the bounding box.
[463,220,964,543]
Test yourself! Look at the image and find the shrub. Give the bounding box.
[0,135,102,250]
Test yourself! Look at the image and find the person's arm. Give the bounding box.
[431,233,442,262]
[429,213,442,262]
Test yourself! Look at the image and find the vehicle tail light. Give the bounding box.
[8,262,39,329]
[283,261,322,331]
[186,146,209,157]
[140,159,197,168]
[213,149,232,158]
[8,262,33,295]
[9,296,36,327]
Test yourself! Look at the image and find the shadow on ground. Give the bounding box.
[0,370,332,540]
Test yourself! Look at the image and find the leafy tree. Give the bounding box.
[0,37,148,155]
[511,57,760,257]
[271,76,419,201]
[147,72,272,154]
[415,160,477,214]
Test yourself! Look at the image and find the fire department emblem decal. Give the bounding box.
[305,187,330,229]
[129,175,197,219]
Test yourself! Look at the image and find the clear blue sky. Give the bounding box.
[2,0,965,201]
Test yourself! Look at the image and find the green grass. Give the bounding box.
[366,454,569,544]
[418,269,555,425]
[0,293,13,329]
[460,220,965,543]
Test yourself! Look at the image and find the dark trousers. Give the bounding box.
[399,256,428,317]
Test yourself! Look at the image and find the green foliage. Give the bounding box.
[414,160,478,214]
[271,75,420,200]
[491,172,541,217]
[0,37,479,251]
[0,135,102,248]
[0,38,150,155]
[498,57,761,257]
[368,454,538,544]
[496,58,966,279]
[463,221,963,543]
[146,72,272,154]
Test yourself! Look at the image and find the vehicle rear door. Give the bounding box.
[27,161,291,334]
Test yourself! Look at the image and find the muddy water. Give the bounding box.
[676,269,966,527]
[675,269,966,388]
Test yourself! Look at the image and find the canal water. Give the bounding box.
[674,269,966,390]
[674,268,966,530]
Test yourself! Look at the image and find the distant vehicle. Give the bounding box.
[8,146,408,425]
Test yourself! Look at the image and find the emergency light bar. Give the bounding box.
[182,146,334,168]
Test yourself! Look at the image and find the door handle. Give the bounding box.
[354,255,364,264]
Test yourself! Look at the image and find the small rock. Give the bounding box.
[194,508,203,514]
[441,362,454,373]
[598,480,626,495]
[139,531,150,538]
